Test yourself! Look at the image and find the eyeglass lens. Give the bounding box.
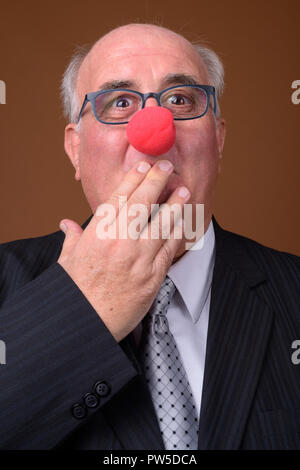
[94,86,208,123]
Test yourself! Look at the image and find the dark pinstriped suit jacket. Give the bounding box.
[0,215,299,450]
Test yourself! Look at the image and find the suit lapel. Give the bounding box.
[197,217,274,449]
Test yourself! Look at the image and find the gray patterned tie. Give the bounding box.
[138,276,199,450]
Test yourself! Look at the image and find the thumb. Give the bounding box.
[59,219,83,258]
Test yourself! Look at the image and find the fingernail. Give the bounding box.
[158,160,173,172]
[60,221,67,233]
[137,161,151,173]
[177,187,190,199]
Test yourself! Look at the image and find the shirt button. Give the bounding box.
[94,380,111,397]
[71,403,87,420]
[83,392,99,408]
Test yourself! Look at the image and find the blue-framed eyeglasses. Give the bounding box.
[77,84,216,125]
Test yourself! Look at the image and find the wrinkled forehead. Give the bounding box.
[77,26,209,99]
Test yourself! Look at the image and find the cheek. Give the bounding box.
[78,123,129,206]
[79,123,128,165]
[176,119,220,175]
[174,118,220,206]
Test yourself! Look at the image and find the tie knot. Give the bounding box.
[150,276,176,317]
[140,276,176,339]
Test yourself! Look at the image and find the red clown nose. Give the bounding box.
[126,107,176,156]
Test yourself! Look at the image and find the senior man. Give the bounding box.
[0,23,299,450]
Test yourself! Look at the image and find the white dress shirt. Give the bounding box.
[133,219,216,420]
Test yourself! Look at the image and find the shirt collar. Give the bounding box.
[167,219,216,324]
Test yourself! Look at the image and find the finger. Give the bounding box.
[116,159,174,234]
[154,217,186,270]
[91,160,153,230]
[58,219,83,259]
[139,185,191,258]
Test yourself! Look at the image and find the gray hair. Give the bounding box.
[60,44,92,124]
[60,39,225,124]
[192,43,224,118]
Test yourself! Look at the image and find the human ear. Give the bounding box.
[216,118,226,173]
[216,118,226,154]
[64,123,81,181]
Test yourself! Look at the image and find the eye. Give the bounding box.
[113,96,133,108]
[168,94,191,105]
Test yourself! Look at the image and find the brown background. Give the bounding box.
[1,0,299,255]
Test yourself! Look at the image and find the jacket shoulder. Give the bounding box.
[218,224,300,289]
[228,228,300,265]
[0,229,65,301]
[0,229,64,264]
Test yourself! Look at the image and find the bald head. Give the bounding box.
[89,23,199,59]
[61,23,224,122]
[76,24,208,105]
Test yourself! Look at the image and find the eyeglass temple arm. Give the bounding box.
[209,87,217,115]
[77,95,89,124]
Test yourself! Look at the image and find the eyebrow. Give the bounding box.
[162,73,199,87]
[97,73,200,91]
[97,80,135,90]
